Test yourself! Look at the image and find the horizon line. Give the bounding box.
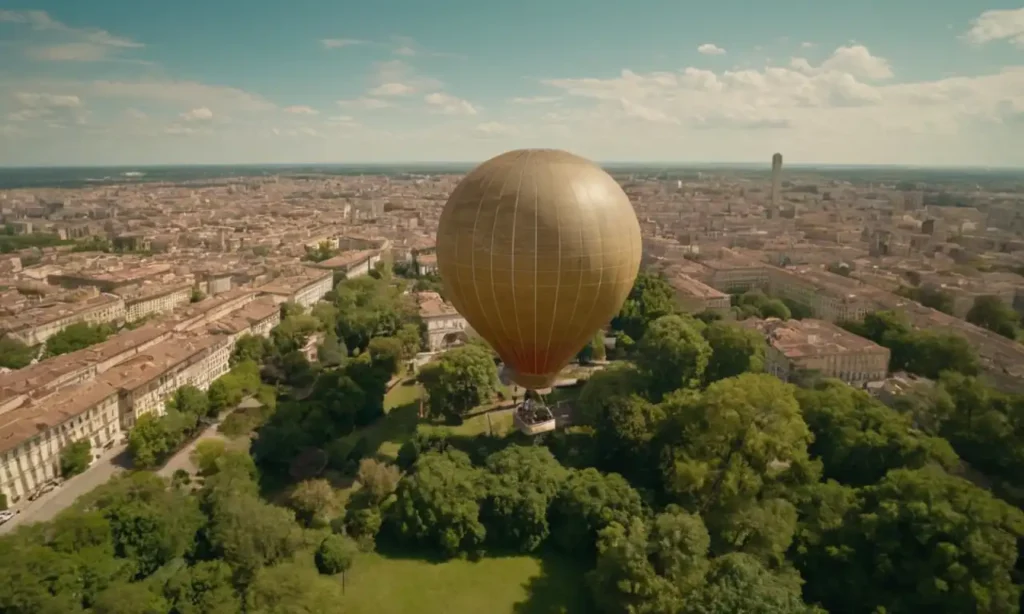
[1,161,1022,171]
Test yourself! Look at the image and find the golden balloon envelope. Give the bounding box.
[436,149,642,390]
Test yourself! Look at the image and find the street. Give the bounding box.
[0,420,227,535]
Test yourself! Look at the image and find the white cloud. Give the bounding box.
[320,38,364,49]
[537,43,1024,162]
[369,60,442,94]
[15,92,82,108]
[698,43,726,56]
[86,80,275,111]
[337,97,393,110]
[284,105,319,115]
[800,42,815,49]
[424,92,477,115]
[818,45,893,80]
[125,108,147,119]
[964,8,1024,47]
[8,92,86,124]
[511,96,561,104]
[164,125,196,136]
[389,36,465,59]
[180,107,213,121]
[475,122,518,136]
[369,82,416,96]
[0,10,144,62]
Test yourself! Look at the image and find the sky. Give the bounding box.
[1,1,1024,167]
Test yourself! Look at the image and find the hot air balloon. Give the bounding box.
[436,149,642,392]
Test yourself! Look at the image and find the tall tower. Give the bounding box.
[770,152,783,212]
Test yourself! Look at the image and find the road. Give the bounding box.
[0,420,226,535]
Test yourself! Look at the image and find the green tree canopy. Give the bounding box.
[635,315,711,400]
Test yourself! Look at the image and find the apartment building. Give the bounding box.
[416,253,438,276]
[172,288,258,332]
[699,258,769,292]
[2,293,126,345]
[415,291,468,352]
[0,379,122,504]
[743,318,890,386]
[0,331,232,504]
[118,281,192,322]
[205,296,281,340]
[666,273,730,313]
[767,267,872,323]
[47,263,173,291]
[108,334,232,429]
[258,268,334,309]
[311,249,382,279]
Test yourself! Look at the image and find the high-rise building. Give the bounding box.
[770,153,783,214]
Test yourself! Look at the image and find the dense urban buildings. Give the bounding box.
[2,163,1024,508]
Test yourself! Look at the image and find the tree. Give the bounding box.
[0,336,35,369]
[316,328,347,367]
[635,315,711,400]
[168,386,210,421]
[577,331,606,364]
[480,446,569,552]
[270,314,320,355]
[388,450,487,557]
[44,322,113,358]
[129,414,177,469]
[612,271,679,341]
[802,466,1024,614]
[703,322,765,384]
[658,374,817,513]
[683,553,818,614]
[230,334,271,366]
[417,344,498,421]
[87,472,205,577]
[588,506,712,614]
[91,582,170,614]
[315,535,358,592]
[332,276,417,352]
[205,492,303,581]
[795,382,958,486]
[356,458,401,503]
[245,562,344,613]
[367,335,404,375]
[191,439,227,476]
[288,479,337,527]
[59,439,92,478]
[966,295,1019,339]
[589,518,683,614]
[161,560,238,614]
[549,467,645,556]
[207,377,243,416]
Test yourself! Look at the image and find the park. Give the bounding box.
[0,268,1022,614]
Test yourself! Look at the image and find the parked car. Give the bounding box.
[0,510,18,525]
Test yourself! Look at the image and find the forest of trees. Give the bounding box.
[1,270,1023,614]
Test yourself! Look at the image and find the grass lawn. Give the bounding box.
[341,552,589,614]
[344,380,425,462]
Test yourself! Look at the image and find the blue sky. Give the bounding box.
[1,1,1023,166]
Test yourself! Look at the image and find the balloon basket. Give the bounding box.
[513,398,557,436]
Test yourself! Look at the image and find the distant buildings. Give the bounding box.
[665,272,730,313]
[769,152,783,216]
[1,292,126,346]
[257,268,334,309]
[415,291,468,352]
[743,317,890,387]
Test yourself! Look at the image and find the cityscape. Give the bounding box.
[2,2,1024,614]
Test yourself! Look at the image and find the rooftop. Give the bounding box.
[743,318,887,359]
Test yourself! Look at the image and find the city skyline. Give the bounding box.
[1,1,1023,167]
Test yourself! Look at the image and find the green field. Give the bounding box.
[341,552,588,614]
